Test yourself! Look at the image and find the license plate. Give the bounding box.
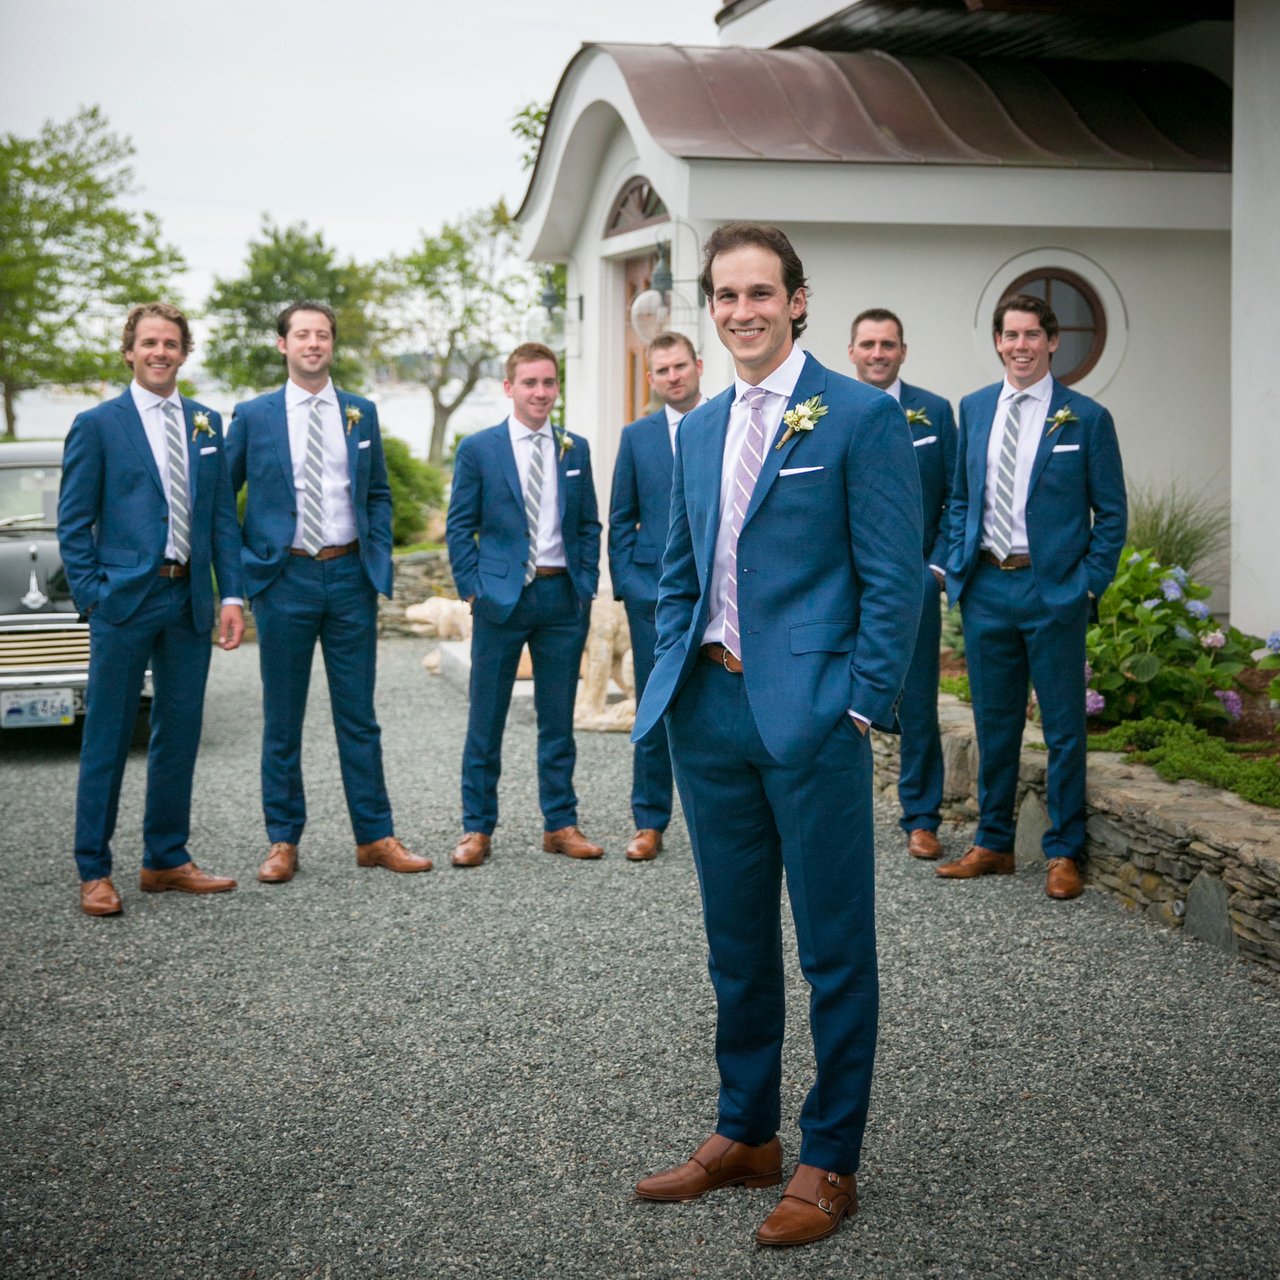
[1,688,76,728]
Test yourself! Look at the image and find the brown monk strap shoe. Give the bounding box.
[636,1133,782,1202]
[1046,856,1084,900]
[356,836,433,873]
[756,1165,857,1247]
[139,862,237,894]
[907,828,943,860]
[626,829,663,861]
[258,841,298,883]
[451,832,491,868]
[543,825,604,860]
[935,844,1014,879]
[80,877,122,916]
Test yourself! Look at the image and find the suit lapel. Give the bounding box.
[114,391,165,498]
[181,399,200,502]
[553,428,571,522]
[689,391,732,578]
[497,425,523,510]
[1028,379,1069,497]
[969,385,1001,503]
[645,412,674,483]
[268,388,293,487]
[337,390,361,500]
[743,353,826,528]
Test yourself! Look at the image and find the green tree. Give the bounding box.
[204,218,384,392]
[384,200,534,466]
[512,101,548,172]
[0,106,183,439]
[383,435,445,546]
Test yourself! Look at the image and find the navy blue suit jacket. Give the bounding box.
[946,378,1127,619]
[608,408,673,607]
[633,353,924,766]
[899,382,957,567]
[446,422,601,624]
[225,386,394,599]
[58,389,243,631]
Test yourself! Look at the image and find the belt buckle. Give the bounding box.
[999,558,1017,571]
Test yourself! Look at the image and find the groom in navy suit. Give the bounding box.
[632,224,922,1247]
[940,294,1126,899]
[226,301,432,884]
[608,331,706,861]
[59,302,245,917]
[848,308,957,861]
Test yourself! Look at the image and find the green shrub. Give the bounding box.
[939,673,970,702]
[383,435,444,546]
[1125,475,1230,579]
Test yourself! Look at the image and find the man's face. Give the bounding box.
[277,310,334,384]
[848,319,906,390]
[505,357,560,429]
[995,309,1058,390]
[708,244,805,382]
[124,317,187,397]
[647,343,703,414]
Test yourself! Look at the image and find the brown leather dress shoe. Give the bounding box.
[1046,856,1084,899]
[543,826,604,859]
[907,828,943,860]
[356,836,433,873]
[258,842,298,883]
[756,1165,857,1247]
[80,877,122,916]
[636,1133,782,1202]
[139,862,237,894]
[451,832,491,868]
[625,829,663,861]
[935,844,1014,879]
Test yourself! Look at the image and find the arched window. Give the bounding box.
[605,177,669,237]
[1004,268,1106,385]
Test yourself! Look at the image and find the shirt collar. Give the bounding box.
[665,397,705,428]
[509,413,552,438]
[884,377,903,403]
[1000,371,1053,403]
[131,381,181,413]
[286,377,336,407]
[734,344,807,405]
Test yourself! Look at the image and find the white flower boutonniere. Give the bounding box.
[905,407,932,428]
[1047,407,1079,436]
[554,428,573,462]
[775,395,828,451]
[345,405,362,436]
[191,412,213,443]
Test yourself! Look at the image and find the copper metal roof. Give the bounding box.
[580,44,1230,172]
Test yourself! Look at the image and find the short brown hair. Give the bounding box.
[277,300,337,340]
[993,293,1059,341]
[851,308,904,345]
[698,222,808,340]
[505,342,559,383]
[646,332,697,367]
[120,302,192,357]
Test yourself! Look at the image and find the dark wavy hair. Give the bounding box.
[698,222,808,340]
[120,302,192,357]
[993,293,1059,341]
[277,300,338,340]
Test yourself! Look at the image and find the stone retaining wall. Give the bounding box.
[379,549,457,635]
[872,695,1280,972]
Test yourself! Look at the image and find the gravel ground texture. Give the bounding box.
[2,637,1278,1280]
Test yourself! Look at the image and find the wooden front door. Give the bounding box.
[623,252,659,424]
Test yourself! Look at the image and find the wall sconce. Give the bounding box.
[525,267,584,356]
[629,241,699,344]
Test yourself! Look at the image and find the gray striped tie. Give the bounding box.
[988,393,1029,563]
[523,432,545,585]
[160,401,191,563]
[723,387,768,661]
[301,396,326,556]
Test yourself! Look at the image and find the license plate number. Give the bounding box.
[1,688,76,728]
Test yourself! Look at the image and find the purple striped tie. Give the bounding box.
[723,386,768,661]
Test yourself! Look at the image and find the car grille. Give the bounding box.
[0,623,90,672]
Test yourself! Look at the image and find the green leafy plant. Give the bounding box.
[1261,631,1280,706]
[939,673,970,702]
[383,435,444,546]
[1125,475,1230,579]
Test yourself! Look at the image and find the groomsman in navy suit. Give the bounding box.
[226,301,432,883]
[59,303,245,917]
[941,294,1126,899]
[632,224,922,1248]
[608,332,706,861]
[445,342,603,868]
[848,309,957,861]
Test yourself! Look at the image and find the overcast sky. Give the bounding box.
[0,0,719,304]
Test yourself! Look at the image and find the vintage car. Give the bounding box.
[0,440,149,730]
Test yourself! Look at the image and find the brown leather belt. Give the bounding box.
[157,561,189,579]
[980,551,1032,570]
[290,540,360,561]
[534,566,567,577]
[701,643,743,674]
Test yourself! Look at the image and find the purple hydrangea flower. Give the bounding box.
[1127,551,1143,566]
[1085,690,1106,716]
[1186,600,1211,620]
[1214,689,1243,721]
[1083,660,1093,683]
[1175,624,1194,643]
[1169,566,1189,587]
[1160,579,1184,602]
[1201,630,1226,650]
[1268,629,1280,655]
[1142,598,1162,611]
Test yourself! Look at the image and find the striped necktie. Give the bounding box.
[159,400,191,563]
[988,392,1029,563]
[523,431,545,586]
[723,386,768,661]
[301,396,326,556]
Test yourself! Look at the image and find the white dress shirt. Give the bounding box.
[286,378,357,550]
[508,414,565,568]
[130,381,192,563]
[981,372,1053,556]
[882,377,904,403]
[665,397,707,452]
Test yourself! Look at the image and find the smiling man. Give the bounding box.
[941,294,1126,898]
[631,224,922,1247]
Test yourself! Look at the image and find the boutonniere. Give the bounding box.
[905,407,931,427]
[1047,407,1079,436]
[191,412,213,442]
[554,428,573,462]
[775,395,829,451]
[344,405,362,436]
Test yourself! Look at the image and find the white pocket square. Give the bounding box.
[199,445,218,455]
[358,439,371,449]
[912,435,937,447]
[1052,443,1080,453]
[779,466,823,476]
[566,469,581,477]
